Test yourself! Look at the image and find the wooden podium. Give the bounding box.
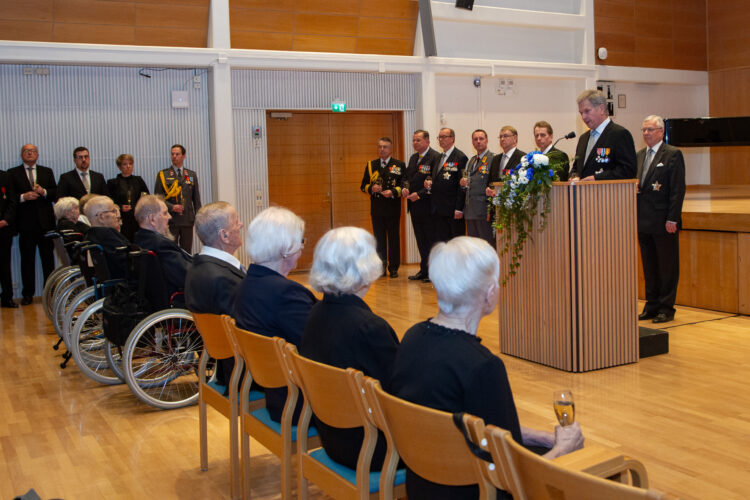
[497,180,639,372]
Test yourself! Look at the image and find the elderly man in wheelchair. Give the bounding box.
[64,195,205,410]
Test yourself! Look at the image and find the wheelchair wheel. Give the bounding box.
[69,298,124,385]
[122,309,205,410]
[105,341,125,382]
[42,266,78,321]
[52,278,87,340]
[62,287,96,348]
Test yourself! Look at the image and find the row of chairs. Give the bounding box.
[194,313,678,500]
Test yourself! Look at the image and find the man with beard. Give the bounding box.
[134,194,193,300]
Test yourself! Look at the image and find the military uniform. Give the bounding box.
[154,166,201,252]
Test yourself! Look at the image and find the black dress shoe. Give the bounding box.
[652,313,674,324]
[21,296,33,306]
[389,271,399,278]
[421,277,431,283]
[408,272,424,280]
[638,311,656,321]
[1,300,18,309]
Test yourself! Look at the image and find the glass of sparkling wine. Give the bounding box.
[553,389,575,426]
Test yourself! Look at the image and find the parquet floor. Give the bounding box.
[1,265,748,499]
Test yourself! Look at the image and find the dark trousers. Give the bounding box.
[19,230,54,298]
[467,218,495,248]
[0,229,13,301]
[638,231,679,315]
[433,215,453,244]
[410,215,434,275]
[372,214,400,273]
[169,223,193,253]
[452,218,466,238]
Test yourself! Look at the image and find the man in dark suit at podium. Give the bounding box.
[58,147,108,199]
[433,128,468,241]
[570,90,636,181]
[636,115,686,324]
[403,130,441,282]
[360,137,405,278]
[7,144,57,304]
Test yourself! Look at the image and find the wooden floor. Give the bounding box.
[2,265,749,500]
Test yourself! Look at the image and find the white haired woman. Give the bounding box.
[300,226,399,471]
[390,236,584,500]
[54,196,89,235]
[232,206,317,423]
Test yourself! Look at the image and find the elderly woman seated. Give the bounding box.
[300,226,399,470]
[390,236,584,500]
[83,195,129,279]
[232,206,317,423]
[54,196,89,235]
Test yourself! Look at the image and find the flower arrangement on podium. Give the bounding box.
[492,151,555,285]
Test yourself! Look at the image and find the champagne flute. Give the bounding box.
[425,175,432,194]
[461,168,469,190]
[553,389,575,427]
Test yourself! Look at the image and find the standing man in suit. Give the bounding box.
[0,169,17,307]
[185,201,245,387]
[403,130,441,282]
[432,128,468,241]
[487,126,526,195]
[460,129,495,247]
[636,115,686,324]
[154,144,201,252]
[570,89,636,181]
[57,147,108,199]
[360,137,405,278]
[534,121,571,181]
[134,194,193,301]
[7,144,57,305]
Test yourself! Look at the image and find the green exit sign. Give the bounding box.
[331,101,347,112]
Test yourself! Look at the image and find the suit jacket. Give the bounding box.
[232,263,317,422]
[546,146,571,181]
[85,226,131,280]
[0,170,16,235]
[571,121,636,180]
[154,166,201,226]
[360,157,406,218]
[489,148,526,182]
[6,164,57,233]
[636,143,686,234]
[405,147,442,218]
[134,228,193,297]
[431,147,468,216]
[464,151,495,220]
[185,254,245,316]
[300,293,399,470]
[57,169,108,199]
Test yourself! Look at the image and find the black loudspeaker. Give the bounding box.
[456,0,474,10]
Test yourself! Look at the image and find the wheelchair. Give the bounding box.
[69,248,208,409]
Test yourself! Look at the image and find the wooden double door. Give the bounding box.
[267,111,404,269]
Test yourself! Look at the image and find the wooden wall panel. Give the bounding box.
[707,66,750,184]
[738,233,750,315]
[676,230,738,312]
[594,0,707,71]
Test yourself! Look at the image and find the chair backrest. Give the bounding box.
[459,414,517,496]
[486,425,678,500]
[192,313,235,360]
[223,317,286,389]
[360,376,494,498]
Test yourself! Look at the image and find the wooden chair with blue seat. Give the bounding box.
[193,312,255,500]
[281,343,406,500]
[222,317,320,499]
[357,375,496,500]
[483,424,679,500]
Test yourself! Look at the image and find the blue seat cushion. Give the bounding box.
[250,407,319,442]
[206,380,227,396]
[308,447,406,494]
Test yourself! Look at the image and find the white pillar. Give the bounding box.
[208,58,236,205]
[208,0,231,49]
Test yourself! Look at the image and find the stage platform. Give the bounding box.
[637,185,750,315]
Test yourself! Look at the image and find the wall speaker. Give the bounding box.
[455,0,474,10]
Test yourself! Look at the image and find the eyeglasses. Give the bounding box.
[22,149,38,153]
[641,127,662,133]
[499,134,516,139]
[438,135,452,139]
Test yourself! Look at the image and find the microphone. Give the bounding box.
[551,131,576,150]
